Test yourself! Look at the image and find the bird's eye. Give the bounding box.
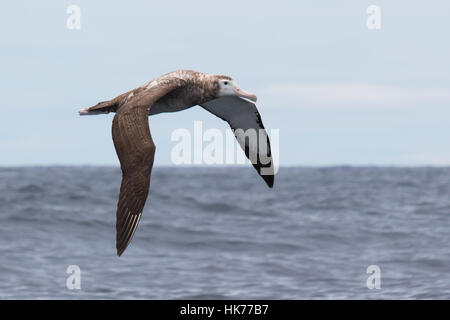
[224,81,228,85]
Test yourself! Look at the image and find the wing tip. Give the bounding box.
[116,244,125,257]
[263,174,274,188]
[116,234,133,257]
[116,212,143,257]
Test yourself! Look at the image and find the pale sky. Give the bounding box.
[1,1,449,166]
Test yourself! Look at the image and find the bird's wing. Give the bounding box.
[201,96,275,187]
[112,81,182,256]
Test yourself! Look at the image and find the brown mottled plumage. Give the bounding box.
[78,70,274,256]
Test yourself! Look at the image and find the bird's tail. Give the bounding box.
[78,100,118,116]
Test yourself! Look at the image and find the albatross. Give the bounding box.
[78,70,274,256]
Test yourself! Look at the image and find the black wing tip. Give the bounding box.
[262,174,274,188]
[116,234,130,257]
[116,246,125,257]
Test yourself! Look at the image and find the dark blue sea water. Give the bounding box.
[0,166,449,299]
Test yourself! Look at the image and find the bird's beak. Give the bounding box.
[234,85,257,102]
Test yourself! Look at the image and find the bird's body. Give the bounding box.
[78,70,274,256]
[80,70,221,116]
[147,70,212,114]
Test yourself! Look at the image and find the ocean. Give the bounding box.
[0,166,449,299]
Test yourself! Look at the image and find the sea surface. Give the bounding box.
[0,166,449,299]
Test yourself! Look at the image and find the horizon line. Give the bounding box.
[0,164,449,169]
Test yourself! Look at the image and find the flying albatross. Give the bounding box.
[78,70,274,256]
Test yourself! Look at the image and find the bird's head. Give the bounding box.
[215,76,257,102]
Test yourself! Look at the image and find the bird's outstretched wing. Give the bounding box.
[201,96,275,187]
[112,81,183,256]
